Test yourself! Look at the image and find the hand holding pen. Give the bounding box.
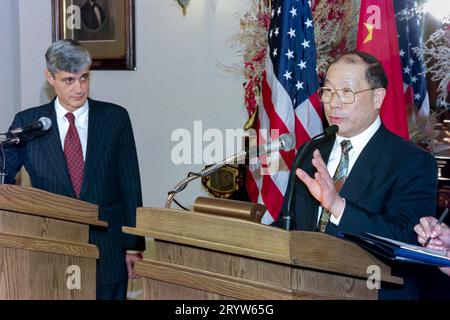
[423,208,449,247]
[414,208,450,251]
[414,210,450,278]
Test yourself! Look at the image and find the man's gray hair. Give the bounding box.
[46,40,92,77]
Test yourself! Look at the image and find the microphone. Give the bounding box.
[247,133,296,159]
[283,125,338,230]
[165,133,296,209]
[7,117,52,136]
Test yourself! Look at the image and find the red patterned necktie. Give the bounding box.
[64,112,84,198]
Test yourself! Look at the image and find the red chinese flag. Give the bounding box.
[356,0,409,139]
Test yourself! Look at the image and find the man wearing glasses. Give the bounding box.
[276,51,437,299]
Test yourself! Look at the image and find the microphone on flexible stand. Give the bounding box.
[0,117,52,185]
[165,133,296,209]
[5,117,52,137]
[283,125,339,231]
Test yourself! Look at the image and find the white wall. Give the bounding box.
[17,0,54,108]
[7,0,249,208]
[0,0,20,131]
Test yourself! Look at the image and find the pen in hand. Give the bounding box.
[424,208,449,247]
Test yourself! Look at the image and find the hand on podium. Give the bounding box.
[126,251,143,279]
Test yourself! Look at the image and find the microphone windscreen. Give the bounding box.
[39,117,52,131]
[279,133,296,151]
[325,124,338,135]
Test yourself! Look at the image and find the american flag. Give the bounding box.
[246,0,323,224]
[395,0,430,116]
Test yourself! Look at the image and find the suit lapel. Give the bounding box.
[340,125,387,201]
[39,101,74,194]
[80,99,107,198]
[298,126,387,230]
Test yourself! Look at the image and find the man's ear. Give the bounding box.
[44,69,55,86]
[373,88,386,110]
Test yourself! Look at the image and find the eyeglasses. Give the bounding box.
[317,87,379,104]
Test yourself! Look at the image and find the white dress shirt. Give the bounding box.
[317,116,382,227]
[55,97,89,161]
[93,5,102,26]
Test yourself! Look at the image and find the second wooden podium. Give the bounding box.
[124,207,403,300]
[0,185,106,299]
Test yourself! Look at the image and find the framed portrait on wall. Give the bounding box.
[52,0,136,70]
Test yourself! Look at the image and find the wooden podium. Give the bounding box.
[0,185,106,299]
[123,207,403,300]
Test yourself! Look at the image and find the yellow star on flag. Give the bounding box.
[363,22,374,44]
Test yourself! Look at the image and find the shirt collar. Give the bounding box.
[55,97,89,128]
[335,116,381,154]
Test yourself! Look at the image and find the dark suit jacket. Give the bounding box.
[275,124,438,298]
[4,98,146,285]
[81,1,106,30]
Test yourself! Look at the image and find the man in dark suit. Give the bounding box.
[3,40,145,300]
[81,0,106,30]
[275,51,438,299]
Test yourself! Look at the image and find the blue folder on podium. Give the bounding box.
[338,232,450,267]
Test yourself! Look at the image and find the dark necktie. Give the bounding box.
[318,139,353,232]
[64,113,84,198]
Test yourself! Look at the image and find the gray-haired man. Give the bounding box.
[4,39,145,300]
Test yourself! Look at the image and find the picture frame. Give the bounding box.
[52,0,136,70]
